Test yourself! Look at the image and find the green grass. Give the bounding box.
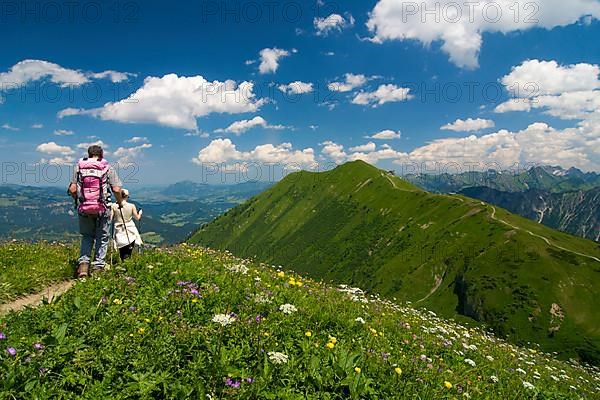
[190,161,600,364]
[0,242,77,304]
[0,243,599,398]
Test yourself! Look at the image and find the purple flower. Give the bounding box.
[0,332,5,340]
[190,289,199,295]
[255,315,263,323]
[246,377,254,384]
[129,306,137,312]
[381,352,389,361]
[101,296,107,304]
[33,343,45,350]
[225,377,241,388]
[39,367,48,374]
[6,347,16,356]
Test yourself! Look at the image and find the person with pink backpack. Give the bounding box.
[68,145,124,278]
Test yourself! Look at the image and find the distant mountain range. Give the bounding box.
[405,166,599,241]
[190,161,600,364]
[404,166,600,193]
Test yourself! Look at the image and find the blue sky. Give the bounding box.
[0,0,599,185]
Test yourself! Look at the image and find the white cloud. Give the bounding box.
[40,156,75,166]
[441,118,495,132]
[193,138,316,169]
[367,1,600,69]
[59,74,265,131]
[36,141,74,155]
[215,116,286,135]
[314,13,354,36]
[368,129,401,140]
[1,123,19,131]
[0,59,133,90]
[31,123,43,129]
[126,136,148,143]
[321,141,347,164]
[77,140,109,150]
[347,144,407,164]
[277,81,314,95]
[394,122,600,172]
[258,48,292,74]
[349,142,376,152]
[495,60,600,122]
[352,84,413,106]
[54,129,75,136]
[184,131,210,138]
[328,73,368,92]
[112,143,152,165]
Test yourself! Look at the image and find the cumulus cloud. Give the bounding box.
[328,73,368,92]
[394,122,600,172]
[36,141,74,155]
[321,141,348,164]
[54,129,74,136]
[126,136,148,143]
[59,74,265,131]
[193,138,316,169]
[278,81,314,95]
[258,48,293,74]
[1,123,19,131]
[76,140,109,150]
[0,59,133,90]
[314,13,355,36]
[215,116,287,135]
[31,123,43,129]
[352,84,413,106]
[441,118,495,132]
[40,156,75,166]
[367,1,600,69]
[112,143,152,166]
[368,129,401,140]
[495,60,600,122]
[349,142,376,152]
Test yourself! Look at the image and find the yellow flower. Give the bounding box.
[158,316,164,321]
[326,342,335,349]
[354,367,361,373]
[277,271,285,278]
[144,318,151,323]
[444,381,453,389]
[113,298,122,305]
[305,331,312,337]
[263,332,270,337]
[129,333,134,337]
[192,298,198,303]
[295,281,303,287]
[138,327,145,334]
[328,336,337,344]
[395,367,402,375]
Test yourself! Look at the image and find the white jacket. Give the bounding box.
[111,202,143,249]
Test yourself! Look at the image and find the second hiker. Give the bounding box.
[111,188,143,261]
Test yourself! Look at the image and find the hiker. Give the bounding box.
[110,188,143,261]
[68,145,123,278]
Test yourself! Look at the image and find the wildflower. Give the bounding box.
[522,381,535,390]
[326,342,335,349]
[516,368,526,375]
[138,328,145,334]
[395,367,402,375]
[277,271,285,278]
[490,375,499,383]
[113,298,123,305]
[246,377,254,384]
[305,331,312,337]
[464,358,476,367]
[485,355,495,362]
[354,367,361,373]
[279,304,297,314]
[355,317,365,324]
[267,351,289,364]
[328,336,337,344]
[0,332,5,340]
[444,381,453,389]
[6,347,16,356]
[33,343,45,350]
[225,377,241,388]
[212,314,236,326]
[225,264,248,275]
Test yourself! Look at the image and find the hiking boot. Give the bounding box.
[77,262,89,278]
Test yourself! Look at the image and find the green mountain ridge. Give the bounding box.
[190,160,600,364]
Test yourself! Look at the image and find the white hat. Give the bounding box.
[121,188,129,197]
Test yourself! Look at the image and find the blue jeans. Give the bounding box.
[78,213,111,269]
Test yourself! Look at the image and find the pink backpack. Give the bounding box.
[76,158,110,215]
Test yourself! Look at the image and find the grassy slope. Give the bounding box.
[1,243,599,398]
[190,161,600,363]
[0,242,76,304]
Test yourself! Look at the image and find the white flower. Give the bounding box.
[522,381,535,390]
[550,375,560,382]
[279,304,297,314]
[490,375,499,383]
[212,313,235,326]
[225,264,249,275]
[485,355,494,362]
[267,351,289,364]
[464,358,476,367]
[355,317,366,324]
[516,368,527,375]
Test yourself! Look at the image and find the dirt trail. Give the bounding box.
[489,206,600,263]
[0,280,75,315]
